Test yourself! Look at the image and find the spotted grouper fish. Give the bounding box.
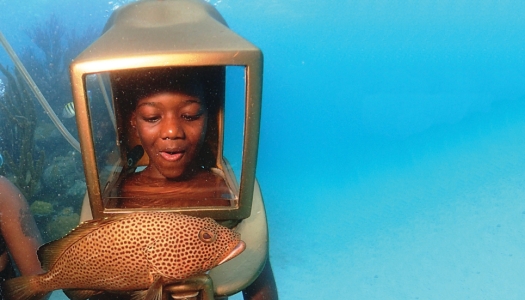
[3,212,245,300]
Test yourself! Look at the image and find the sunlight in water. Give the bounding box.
[108,0,222,10]
[107,0,133,11]
[0,78,4,97]
[205,0,222,6]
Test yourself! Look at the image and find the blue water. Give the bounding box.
[2,1,525,299]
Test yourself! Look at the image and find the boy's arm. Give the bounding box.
[0,176,43,275]
[242,259,278,300]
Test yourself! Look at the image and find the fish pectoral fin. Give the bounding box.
[137,276,163,300]
[130,290,148,300]
[144,241,169,278]
[144,239,173,278]
[63,289,103,300]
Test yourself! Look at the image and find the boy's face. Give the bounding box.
[131,91,208,180]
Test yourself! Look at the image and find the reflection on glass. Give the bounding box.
[86,67,246,211]
[86,74,120,187]
[223,66,246,184]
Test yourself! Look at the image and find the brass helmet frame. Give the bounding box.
[70,0,262,221]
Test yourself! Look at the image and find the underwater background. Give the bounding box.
[1,0,525,299]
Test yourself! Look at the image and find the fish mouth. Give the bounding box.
[217,241,246,265]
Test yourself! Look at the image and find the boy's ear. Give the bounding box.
[130,113,139,137]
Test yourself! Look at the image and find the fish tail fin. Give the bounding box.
[2,275,48,300]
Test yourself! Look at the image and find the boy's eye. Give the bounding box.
[142,116,160,123]
[181,113,203,121]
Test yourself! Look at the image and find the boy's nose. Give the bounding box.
[161,119,184,140]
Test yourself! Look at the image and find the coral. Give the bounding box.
[29,200,54,216]
[45,207,80,241]
[0,65,45,199]
[66,179,87,198]
[42,152,84,192]
[20,15,69,115]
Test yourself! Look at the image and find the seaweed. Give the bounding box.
[0,15,101,242]
[44,207,80,241]
[21,14,100,118]
[0,65,45,199]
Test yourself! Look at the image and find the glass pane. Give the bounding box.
[222,66,246,186]
[84,67,246,211]
[85,73,120,192]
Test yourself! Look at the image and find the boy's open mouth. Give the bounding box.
[160,150,184,161]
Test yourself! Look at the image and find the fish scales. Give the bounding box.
[3,212,244,300]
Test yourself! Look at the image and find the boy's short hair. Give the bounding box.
[111,66,224,115]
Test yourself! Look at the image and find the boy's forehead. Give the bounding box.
[137,92,204,105]
[136,88,205,107]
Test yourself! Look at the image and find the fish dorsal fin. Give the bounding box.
[38,215,130,271]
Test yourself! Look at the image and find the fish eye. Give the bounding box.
[198,228,217,243]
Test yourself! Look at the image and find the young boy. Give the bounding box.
[111,67,277,299]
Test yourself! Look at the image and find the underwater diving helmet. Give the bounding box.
[70,0,267,297]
